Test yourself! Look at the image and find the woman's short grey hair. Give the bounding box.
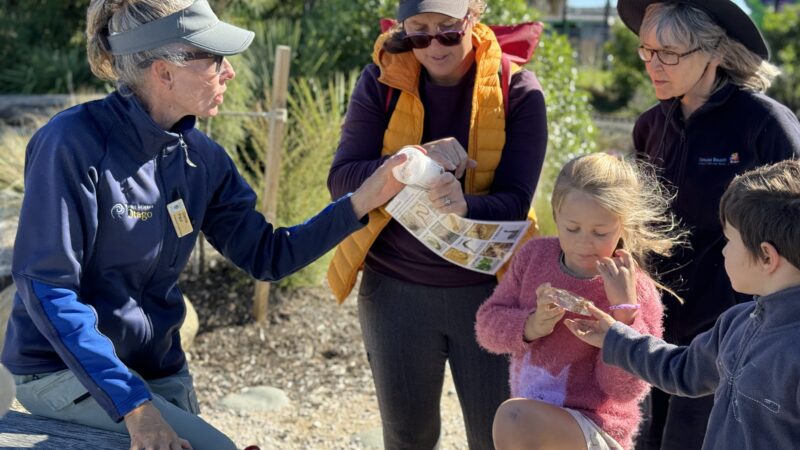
[86,0,195,93]
[641,2,780,93]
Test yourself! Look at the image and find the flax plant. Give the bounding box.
[238,71,359,288]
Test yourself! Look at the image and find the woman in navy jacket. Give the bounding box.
[616,1,800,449]
[0,1,404,449]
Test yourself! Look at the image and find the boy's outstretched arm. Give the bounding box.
[566,303,720,398]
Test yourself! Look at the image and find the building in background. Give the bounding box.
[538,0,617,66]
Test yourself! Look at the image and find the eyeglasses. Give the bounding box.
[182,52,225,74]
[638,46,701,66]
[402,16,470,49]
[137,52,225,74]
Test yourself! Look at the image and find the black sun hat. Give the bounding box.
[617,0,769,60]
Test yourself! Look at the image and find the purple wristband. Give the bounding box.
[609,303,640,311]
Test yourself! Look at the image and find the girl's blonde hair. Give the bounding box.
[641,2,780,93]
[552,153,686,297]
[383,0,487,54]
[86,0,193,93]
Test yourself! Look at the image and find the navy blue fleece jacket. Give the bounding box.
[2,91,364,421]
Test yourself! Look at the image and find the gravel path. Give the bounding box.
[181,261,471,449]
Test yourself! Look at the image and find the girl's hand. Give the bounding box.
[428,172,468,216]
[597,249,638,324]
[564,302,616,348]
[523,283,566,341]
[420,137,477,179]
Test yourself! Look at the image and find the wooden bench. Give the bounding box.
[0,410,130,449]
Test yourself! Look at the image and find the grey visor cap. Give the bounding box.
[397,0,469,21]
[107,0,254,56]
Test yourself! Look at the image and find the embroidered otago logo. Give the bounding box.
[111,203,154,221]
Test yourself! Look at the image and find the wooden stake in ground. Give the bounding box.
[254,45,291,324]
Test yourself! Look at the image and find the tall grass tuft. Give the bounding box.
[0,122,39,194]
[0,122,32,260]
[234,72,360,289]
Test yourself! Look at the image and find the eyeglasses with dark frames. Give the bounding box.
[137,52,225,74]
[402,15,470,50]
[638,46,701,66]
[182,52,225,74]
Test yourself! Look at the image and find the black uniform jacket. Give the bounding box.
[633,83,800,344]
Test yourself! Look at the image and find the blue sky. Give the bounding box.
[568,0,752,14]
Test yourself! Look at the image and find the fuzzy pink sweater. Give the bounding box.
[476,238,664,449]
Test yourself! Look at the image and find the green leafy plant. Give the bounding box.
[483,0,539,24]
[579,21,655,114]
[529,30,598,235]
[0,0,98,94]
[763,4,800,116]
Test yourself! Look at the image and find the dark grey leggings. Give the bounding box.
[358,267,509,450]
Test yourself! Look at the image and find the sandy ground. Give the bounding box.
[179,262,472,449]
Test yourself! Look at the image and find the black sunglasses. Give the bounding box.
[403,29,466,49]
[401,15,470,49]
[182,52,225,74]
[137,52,225,74]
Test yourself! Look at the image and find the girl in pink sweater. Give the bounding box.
[476,153,685,450]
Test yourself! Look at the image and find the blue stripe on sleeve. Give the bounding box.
[26,280,151,421]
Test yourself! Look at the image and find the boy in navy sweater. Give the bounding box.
[565,160,800,449]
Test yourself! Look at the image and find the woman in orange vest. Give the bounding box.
[327,1,547,448]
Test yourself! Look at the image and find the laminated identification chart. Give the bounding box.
[386,186,530,275]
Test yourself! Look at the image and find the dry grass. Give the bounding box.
[0,119,42,194]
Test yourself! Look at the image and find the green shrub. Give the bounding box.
[227,0,540,83]
[763,4,800,116]
[483,0,539,24]
[224,0,392,81]
[529,31,598,235]
[0,0,97,94]
[583,22,655,114]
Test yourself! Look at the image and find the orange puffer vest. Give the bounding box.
[327,23,538,303]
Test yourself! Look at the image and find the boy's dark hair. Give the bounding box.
[720,160,800,269]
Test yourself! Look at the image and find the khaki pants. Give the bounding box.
[13,364,236,450]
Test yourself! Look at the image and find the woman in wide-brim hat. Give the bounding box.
[2,1,405,449]
[615,1,800,449]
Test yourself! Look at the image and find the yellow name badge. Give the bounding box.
[166,199,193,238]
